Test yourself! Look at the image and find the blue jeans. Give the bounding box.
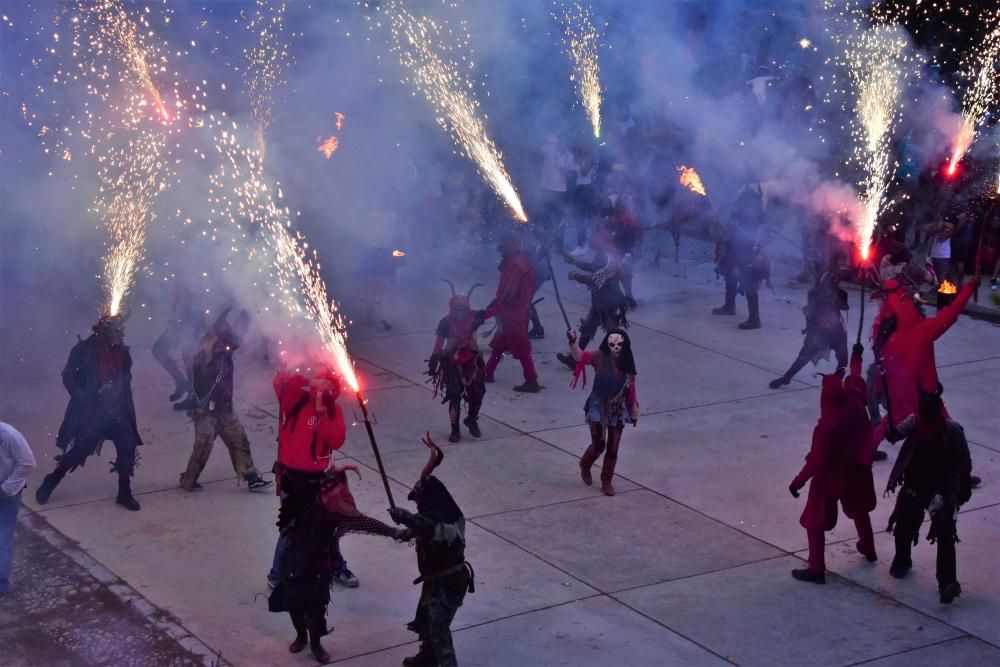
[0,490,22,594]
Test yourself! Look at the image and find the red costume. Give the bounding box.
[790,347,877,578]
[870,282,974,445]
[483,238,538,386]
[273,371,346,475]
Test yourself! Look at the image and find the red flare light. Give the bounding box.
[317,135,339,158]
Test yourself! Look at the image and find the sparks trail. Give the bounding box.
[245,0,291,163]
[558,2,603,139]
[945,13,1000,177]
[372,1,527,222]
[846,25,908,260]
[206,116,358,391]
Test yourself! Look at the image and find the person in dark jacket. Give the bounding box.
[35,313,143,511]
[389,435,473,667]
[178,309,271,492]
[269,462,403,664]
[885,389,973,604]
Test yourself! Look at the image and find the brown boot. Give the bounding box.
[579,447,598,486]
[600,455,618,496]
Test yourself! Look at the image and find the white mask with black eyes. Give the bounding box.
[608,333,625,355]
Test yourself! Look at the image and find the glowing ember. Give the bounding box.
[392,249,406,257]
[938,280,958,295]
[376,1,527,222]
[677,165,707,196]
[945,18,1000,177]
[335,112,346,131]
[799,38,812,49]
[318,135,340,158]
[559,2,603,139]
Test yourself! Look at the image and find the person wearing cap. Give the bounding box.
[178,309,272,492]
[35,313,144,511]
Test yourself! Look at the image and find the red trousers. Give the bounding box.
[806,513,875,573]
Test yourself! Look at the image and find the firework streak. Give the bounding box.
[558,2,602,139]
[206,117,359,391]
[846,25,908,260]
[375,1,527,222]
[946,14,1000,176]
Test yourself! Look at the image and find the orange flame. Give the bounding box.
[677,165,707,196]
[937,280,957,295]
[335,112,346,131]
[317,135,339,159]
[392,249,406,257]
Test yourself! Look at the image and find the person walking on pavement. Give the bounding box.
[1,422,36,596]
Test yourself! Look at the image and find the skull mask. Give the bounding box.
[607,333,625,355]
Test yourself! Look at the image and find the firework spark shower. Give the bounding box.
[373,0,527,222]
[558,2,603,139]
[946,13,1000,176]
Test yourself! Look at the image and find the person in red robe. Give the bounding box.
[481,236,541,393]
[789,343,878,584]
[869,277,977,448]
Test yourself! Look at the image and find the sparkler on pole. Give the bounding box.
[558,2,603,139]
[944,18,1000,177]
[845,25,908,261]
[376,1,527,222]
[355,392,395,508]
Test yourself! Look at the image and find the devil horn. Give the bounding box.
[466,283,484,301]
[331,462,362,480]
[441,279,457,297]
[419,431,445,479]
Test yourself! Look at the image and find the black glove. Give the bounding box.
[789,484,800,499]
[427,356,439,376]
[852,343,864,357]
[388,506,408,525]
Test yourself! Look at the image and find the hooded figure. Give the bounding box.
[389,435,473,667]
[884,390,972,604]
[269,463,403,663]
[36,312,143,511]
[481,236,540,392]
[713,184,768,329]
[568,328,638,496]
[869,277,977,447]
[788,343,878,584]
[178,309,272,492]
[429,281,487,442]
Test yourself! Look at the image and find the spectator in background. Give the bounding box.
[568,144,598,258]
[948,210,974,289]
[538,134,575,248]
[1,422,36,597]
[924,218,954,285]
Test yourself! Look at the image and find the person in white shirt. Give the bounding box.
[568,145,598,257]
[538,135,575,248]
[924,218,954,285]
[0,422,36,595]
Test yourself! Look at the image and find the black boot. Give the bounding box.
[169,379,191,402]
[513,379,541,393]
[939,581,961,604]
[739,293,761,329]
[463,416,481,438]
[289,613,308,654]
[402,644,436,667]
[116,477,141,512]
[556,352,576,370]
[448,423,461,443]
[35,470,65,505]
[769,376,791,389]
[309,630,330,664]
[791,568,826,584]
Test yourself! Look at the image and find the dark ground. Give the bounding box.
[0,509,223,667]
